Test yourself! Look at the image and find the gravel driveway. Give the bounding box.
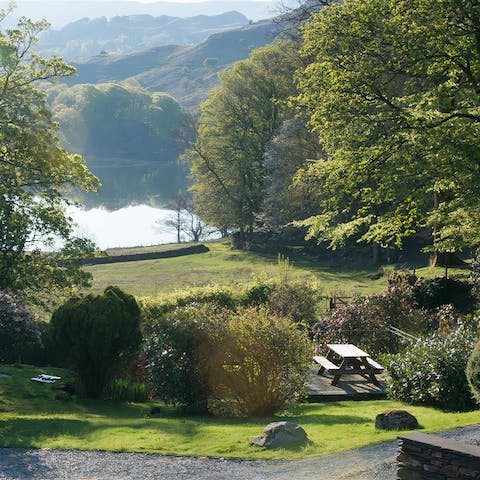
[0,426,479,480]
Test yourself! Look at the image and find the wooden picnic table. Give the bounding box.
[313,343,383,387]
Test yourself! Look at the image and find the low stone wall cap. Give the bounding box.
[399,432,480,458]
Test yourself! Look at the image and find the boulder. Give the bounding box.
[250,421,308,448]
[375,410,419,431]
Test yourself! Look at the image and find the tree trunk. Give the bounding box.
[248,218,254,243]
[430,252,468,268]
[372,242,382,265]
[174,209,181,243]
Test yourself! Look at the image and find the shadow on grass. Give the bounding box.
[0,418,91,446]
[150,405,372,430]
[0,414,204,446]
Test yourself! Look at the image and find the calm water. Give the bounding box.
[68,204,180,249]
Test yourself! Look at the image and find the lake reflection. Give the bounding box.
[69,204,179,249]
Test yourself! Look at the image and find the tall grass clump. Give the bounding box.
[106,379,147,402]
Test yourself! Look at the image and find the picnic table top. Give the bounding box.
[327,343,370,358]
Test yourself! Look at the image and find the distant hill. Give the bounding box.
[67,19,281,110]
[0,1,278,29]
[38,11,250,60]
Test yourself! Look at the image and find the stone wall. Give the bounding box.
[81,244,209,265]
[398,432,480,479]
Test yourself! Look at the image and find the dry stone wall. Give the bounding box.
[398,432,480,479]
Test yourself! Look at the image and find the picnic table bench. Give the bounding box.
[314,344,384,386]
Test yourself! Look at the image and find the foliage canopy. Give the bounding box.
[0,11,98,305]
[184,41,301,244]
[295,0,480,252]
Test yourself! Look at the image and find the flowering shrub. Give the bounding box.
[0,290,42,363]
[313,285,430,356]
[386,326,477,411]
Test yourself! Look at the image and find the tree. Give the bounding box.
[294,0,480,257]
[0,12,98,305]
[158,190,211,243]
[51,82,184,157]
[183,41,301,247]
[262,116,323,234]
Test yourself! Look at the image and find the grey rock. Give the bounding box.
[251,421,308,449]
[375,410,419,431]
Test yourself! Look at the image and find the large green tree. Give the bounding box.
[184,41,301,245]
[295,0,480,257]
[0,12,98,306]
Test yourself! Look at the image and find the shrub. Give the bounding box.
[388,270,418,287]
[314,285,429,356]
[205,306,311,417]
[141,285,237,335]
[267,281,321,328]
[50,286,142,398]
[466,334,480,405]
[386,326,477,411]
[0,291,42,363]
[145,303,311,416]
[144,303,217,413]
[413,277,475,313]
[240,275,322,327]
[240,278,275,307]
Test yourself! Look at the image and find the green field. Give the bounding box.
[1,365,479,459]
[86,241,467,299]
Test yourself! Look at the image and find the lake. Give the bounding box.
[69,204,183,249]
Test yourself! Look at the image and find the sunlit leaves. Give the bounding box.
[185,41,301,240]
[294,0,480,252]
[0,15,99,306]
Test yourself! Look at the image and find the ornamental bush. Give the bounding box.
[241,278,321,326]
[386,326,477,411]
[51,286,142,398]
[142,279,322,335]
[266,280,321,327]
[0,290,42,363]
[313,285,429,356]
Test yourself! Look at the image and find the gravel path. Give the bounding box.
[0,426,479,480]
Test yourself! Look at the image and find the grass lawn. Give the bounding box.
[1,365,479,460]
[86,241,468,299]
[86,242,405,298]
